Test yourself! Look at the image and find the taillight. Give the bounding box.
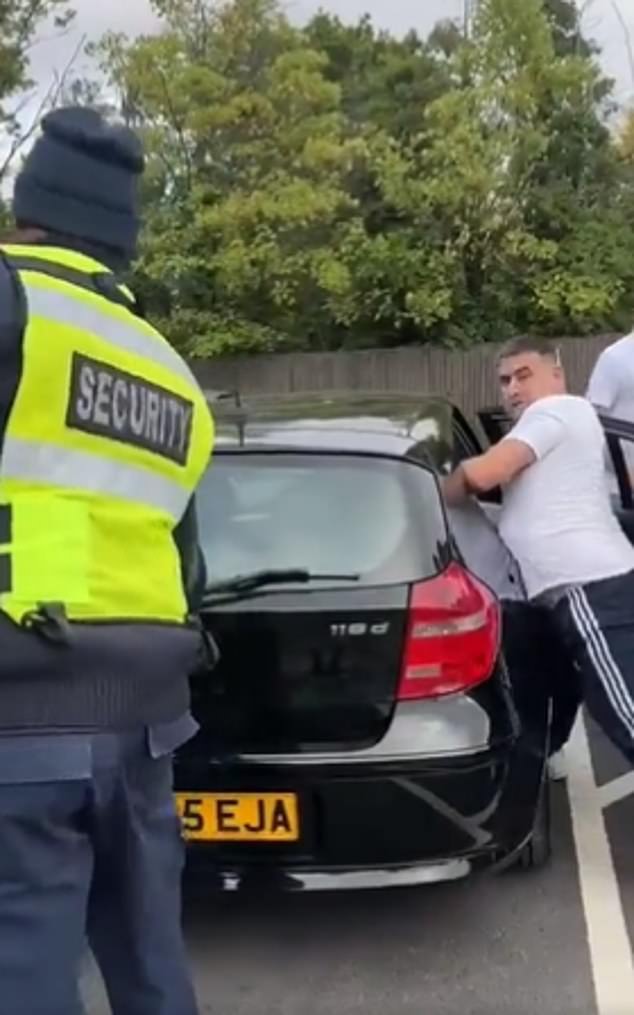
[398,562,500,700]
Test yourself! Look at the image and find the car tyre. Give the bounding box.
[516,779,552,871]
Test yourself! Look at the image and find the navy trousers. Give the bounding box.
[555,569,634,764]
[0,729,199,1015]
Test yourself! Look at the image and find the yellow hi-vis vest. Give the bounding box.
[0,244,214,627]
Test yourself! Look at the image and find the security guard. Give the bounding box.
[0,107,214,1014]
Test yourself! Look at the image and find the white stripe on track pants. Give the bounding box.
[554,570,634,765]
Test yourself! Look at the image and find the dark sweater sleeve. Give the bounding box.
[0,256,25,446]
[173,495,207,612]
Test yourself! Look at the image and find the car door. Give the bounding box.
[427,405,526,600]
[596,413,634,537]
[451,404,485,461]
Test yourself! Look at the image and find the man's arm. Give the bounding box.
[442,441,536,506]
[442,402,569,506]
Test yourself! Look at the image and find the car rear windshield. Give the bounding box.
[196,452,447,587]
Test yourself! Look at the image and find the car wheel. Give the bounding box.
[516,779,552,871]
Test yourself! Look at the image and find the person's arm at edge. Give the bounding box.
[585,351,632,482]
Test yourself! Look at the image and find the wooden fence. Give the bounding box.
[189,333,619,421]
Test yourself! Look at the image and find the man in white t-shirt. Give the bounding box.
[442,335,634,767]
[587,331,634,424]
[587,332,634,480]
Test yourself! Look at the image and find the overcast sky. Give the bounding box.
[21,0,634,119]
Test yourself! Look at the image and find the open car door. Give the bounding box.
[597,414,634,537]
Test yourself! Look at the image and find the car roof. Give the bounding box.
[205,390,469,463]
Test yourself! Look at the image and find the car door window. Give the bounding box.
[451,407,483,466]
[599,417,634,510]
[452,421,479,467]
[443,412,524,597]
[477,406,512,445]
[455,408,506,505]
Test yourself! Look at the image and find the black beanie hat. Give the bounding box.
[12,106,145,266]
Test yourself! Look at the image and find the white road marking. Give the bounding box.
[598,771,634,809]
[567,715,634,1015]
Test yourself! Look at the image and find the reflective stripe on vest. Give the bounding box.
[25,285,196,385]
[1,436,190,520]
[0,244,215,625]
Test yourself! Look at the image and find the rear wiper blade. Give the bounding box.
[201,568,360,602]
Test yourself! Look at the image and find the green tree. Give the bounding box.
[542,0,597,58]
[366,0,629,341]
[0,1,75,182]
[86,0,634,353]
[427,1,596,60]
[97,0,379,354]
[304,13,450,140]
[520,2,627,334]
[617,107,634,164]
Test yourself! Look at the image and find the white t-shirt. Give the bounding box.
[497,394,634,600]
[587,333,634,422]
[587,333,634,476]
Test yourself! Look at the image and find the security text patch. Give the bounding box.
[66,353,193,465]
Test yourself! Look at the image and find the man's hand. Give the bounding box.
[441,439,536,505]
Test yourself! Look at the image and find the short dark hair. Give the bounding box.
[496,335,561,365]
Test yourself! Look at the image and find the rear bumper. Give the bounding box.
[178,746,545,890]
[188,859,473,893]
[177,694,549,892]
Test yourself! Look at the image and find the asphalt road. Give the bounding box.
[83,716,633,1015]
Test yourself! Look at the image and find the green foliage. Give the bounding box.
[303,13,450,139]
[542,0,598,59]
[618,107,634,165]
[0,0,74,105]
[83,0,634,353]
[0,1,75,181]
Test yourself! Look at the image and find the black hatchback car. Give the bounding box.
[174,392,579,892]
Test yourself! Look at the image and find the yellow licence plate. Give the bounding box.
[175,792,299,842]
